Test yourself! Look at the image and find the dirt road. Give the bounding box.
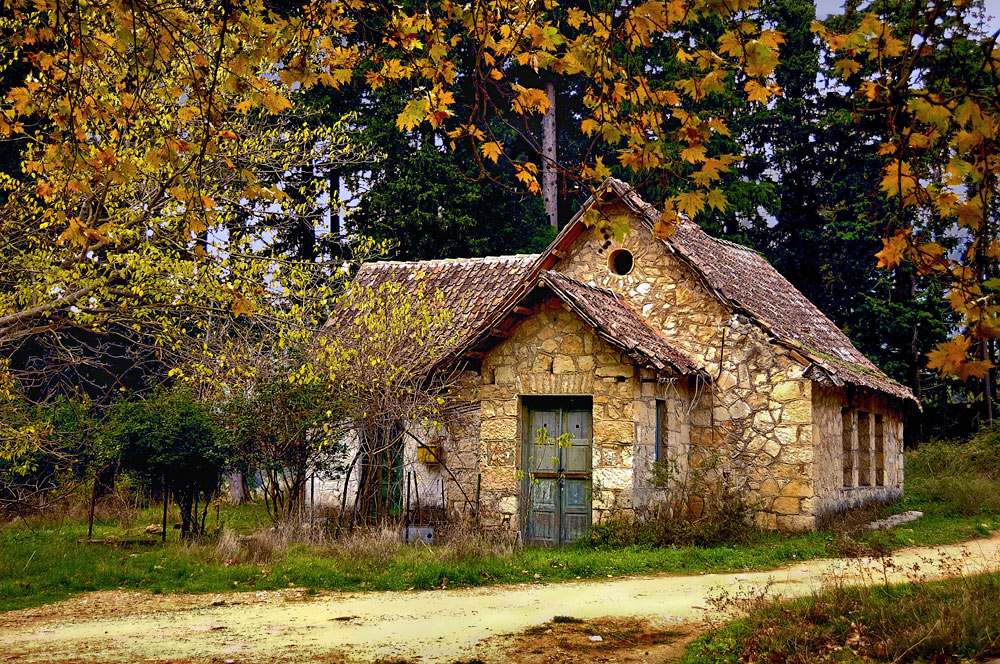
[3,533,1000,663]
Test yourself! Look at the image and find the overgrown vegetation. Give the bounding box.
[4,434,1000,614]
[106,388,226,538]
[680,428,1000,663]
[905,426,1000,516]
[585,455,760,548]
[682,571,1000,664]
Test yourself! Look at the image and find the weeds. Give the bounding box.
[584,457,760,548]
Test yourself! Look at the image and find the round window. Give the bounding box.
[608,248,634,276]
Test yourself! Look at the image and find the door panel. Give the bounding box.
[561,477,591,543]
[530,410,559,473]
[562,410,592,474]
[524,401,592,546]
[529,478,558,545]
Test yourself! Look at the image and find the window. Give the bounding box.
[608,248,634,275]
[857,412,872,487]
[655,398,669,462]
[875,414,886,486]
[842,408,855,488]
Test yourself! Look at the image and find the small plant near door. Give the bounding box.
[516,427,573,542]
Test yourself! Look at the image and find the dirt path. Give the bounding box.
[3,533,1000,664]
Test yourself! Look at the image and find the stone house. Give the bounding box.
[326,178,918,542]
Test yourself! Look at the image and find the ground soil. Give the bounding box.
[2,533,999,664]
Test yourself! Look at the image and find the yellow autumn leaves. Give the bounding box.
[816,10,1000,378]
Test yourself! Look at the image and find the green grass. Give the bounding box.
[680,572,1000,664]
[2,503,996,615]
[3,439,1000,614]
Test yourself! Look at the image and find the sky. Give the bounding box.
[813,0,1000,34]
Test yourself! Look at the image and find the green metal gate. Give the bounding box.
[523,397,592,545]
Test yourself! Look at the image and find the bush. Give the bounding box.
[106,387,226,537]
[583,453,760,547]
[585,484,759,548]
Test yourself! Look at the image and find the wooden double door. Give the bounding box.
[523,397,593,546]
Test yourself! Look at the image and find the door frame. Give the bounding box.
[520,395,593,545]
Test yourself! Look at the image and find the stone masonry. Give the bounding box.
[325,178,916,535]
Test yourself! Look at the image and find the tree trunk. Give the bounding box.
[227,471,249,504]
[542,79,558,229]
[984,339,994,426]
[161,477,168,543]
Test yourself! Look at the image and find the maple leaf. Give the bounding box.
[957,359,994,381]
[514,164,540,193]
[480,141,503,164]
[512,85,550,115]
[744,80,772,103]
[908,97,951,131]
[956,201,984,229]
[879,160,916,199]
[834,58,861,78]
[232,292,257,318]
[581,208,601,228]
[674,190,706,218]
[679,144,707,164]
[875,233,908,269]
[262,93,291,114]
[654,203,679,240]
[395,98,427,131]
[705,188,727,212]
[927,335,971,376]
[927,335,989,379]
[567,8,588,28]
[188,217,208,236]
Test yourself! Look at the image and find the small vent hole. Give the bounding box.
[608,249,634,276]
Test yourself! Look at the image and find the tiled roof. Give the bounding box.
[539,271,702,375]
[601,178,917,404]
[326,178,917,405]
[336,254,537,352]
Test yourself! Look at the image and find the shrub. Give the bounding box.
[585,486,759,548]
[106,387,226,537]
[585,455,759,548]
[213,529,281,565]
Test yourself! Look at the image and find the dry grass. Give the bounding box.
[326,524,405,567]
[686,566,1000,663]
[204,518,523,569]
[816,501,897,558]
[685,531,1000,663]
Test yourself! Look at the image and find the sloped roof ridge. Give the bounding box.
[446,268,704,376]
[541,269,622,300]
[361,253,539,269]
[595,178,917,405]
[539,270,702,375]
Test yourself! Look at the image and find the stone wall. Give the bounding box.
[632,372,701,511]
[474,297,695,530]
[551,208,820,530]
[812,384,905,516]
